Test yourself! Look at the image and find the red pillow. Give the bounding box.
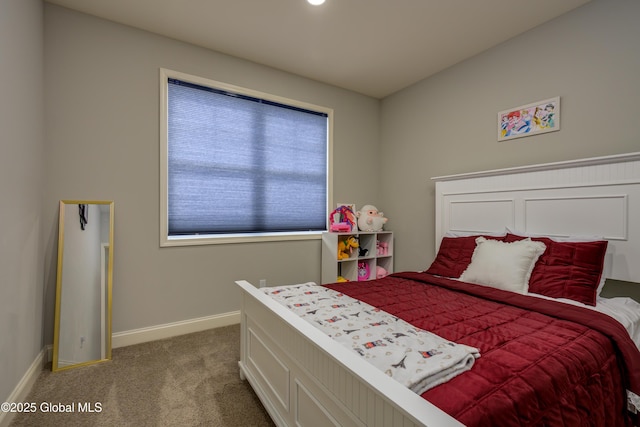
[426,235,504,278]
[504,233,607,306]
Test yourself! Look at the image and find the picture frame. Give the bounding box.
[498,96,560,141]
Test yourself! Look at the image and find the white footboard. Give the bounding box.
[236,280,464,427]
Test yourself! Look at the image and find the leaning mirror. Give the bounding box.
[52,200,114,372]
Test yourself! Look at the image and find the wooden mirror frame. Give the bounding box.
[52,200,114,372]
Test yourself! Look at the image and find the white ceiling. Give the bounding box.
[45,0,591,99]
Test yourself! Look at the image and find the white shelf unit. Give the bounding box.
[321,231,393,284]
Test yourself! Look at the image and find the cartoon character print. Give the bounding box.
[503,108,534,137]
[363,340,387,349]
[510,109,532,135]
[419,349,443,358]
[369,321,388,327]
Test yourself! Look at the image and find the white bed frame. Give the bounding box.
[237,152,640,427]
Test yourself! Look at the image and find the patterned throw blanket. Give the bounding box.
[263,282,480,394]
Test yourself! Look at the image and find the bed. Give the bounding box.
[237,152,640,427]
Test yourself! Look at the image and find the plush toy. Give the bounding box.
[376,241,389,256]
[336,276,349,282]
[337,236,359,260]
[358,262,370,281]
[376,266,389,279]
[356,205,388,232]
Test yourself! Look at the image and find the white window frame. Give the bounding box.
[159,68,333,247]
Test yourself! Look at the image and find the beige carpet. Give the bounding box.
[10,325,275,427]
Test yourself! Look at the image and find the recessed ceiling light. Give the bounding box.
[308,0,325,5]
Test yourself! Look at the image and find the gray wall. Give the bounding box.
[0,0,44,408]
[42,4,380,340]
[380,0,640,272]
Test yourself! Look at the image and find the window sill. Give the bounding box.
[160,230,324,247]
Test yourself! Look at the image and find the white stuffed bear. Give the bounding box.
[356,205,388,231]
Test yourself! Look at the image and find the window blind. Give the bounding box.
[167,79,328,235]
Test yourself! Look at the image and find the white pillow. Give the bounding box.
[460,237,546,294]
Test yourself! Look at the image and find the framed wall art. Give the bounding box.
[498,96,560,141]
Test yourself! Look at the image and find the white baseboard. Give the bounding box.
[112,310,240,348]
[0,349,45,427]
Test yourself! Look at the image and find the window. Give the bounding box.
[160,69,333,246]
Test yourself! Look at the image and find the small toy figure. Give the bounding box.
[376,241,389,256]
[337,236,359,260]
[358,262,370,281]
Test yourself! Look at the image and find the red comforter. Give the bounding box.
[325,272,640,427]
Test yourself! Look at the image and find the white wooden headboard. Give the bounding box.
[432,152,640,283]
